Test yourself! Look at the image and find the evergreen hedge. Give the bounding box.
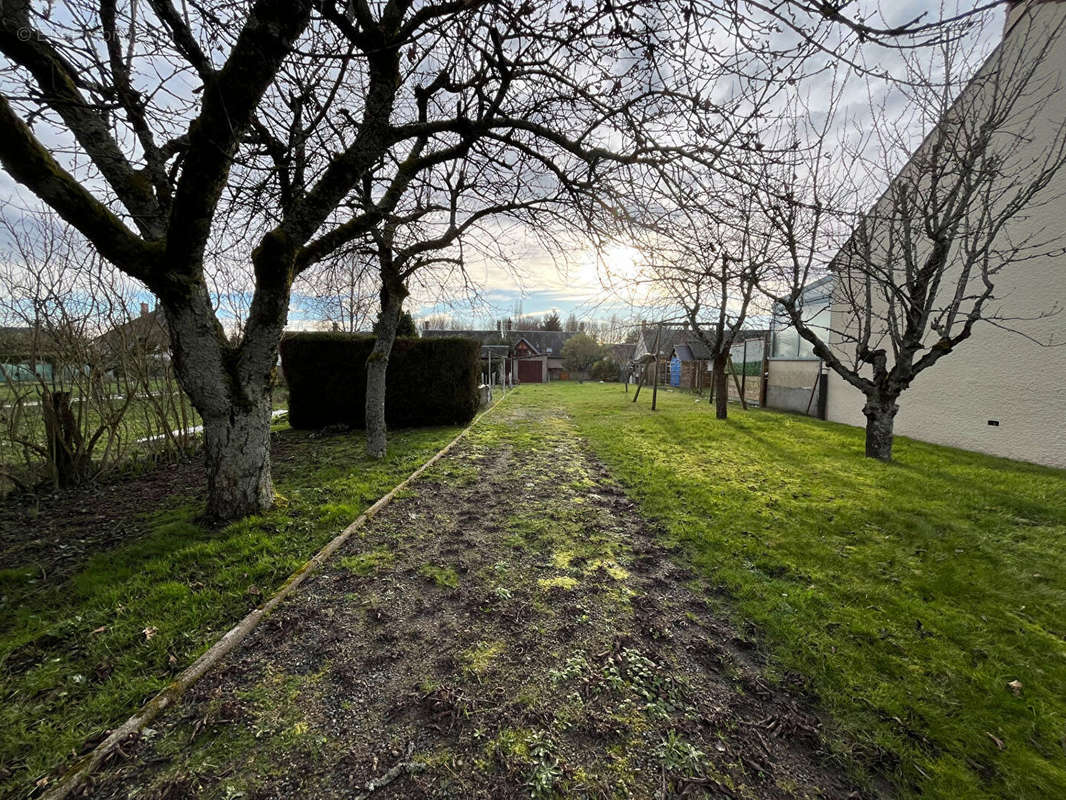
[279,332,481,430]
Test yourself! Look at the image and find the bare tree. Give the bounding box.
[0,0,994,516]
[631,180,776,418]
[419,313,474,332]
[293,260,379,334]
[765,9,1066,459]
[351,145,568,458]
[0,211,201,490]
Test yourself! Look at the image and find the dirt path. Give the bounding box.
[83,400,866,799]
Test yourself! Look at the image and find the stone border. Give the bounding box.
[41,390,513,800]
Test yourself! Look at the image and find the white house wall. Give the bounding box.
[826,2,1066,469]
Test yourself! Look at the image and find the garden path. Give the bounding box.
[86,399,865,799]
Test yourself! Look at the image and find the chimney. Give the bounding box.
[140,302,149,317]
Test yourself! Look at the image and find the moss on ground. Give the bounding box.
[537,576,580,591]
[419,563,460,589]
[524,382,1066,800]
[0,424,460,796]
[339,548,395,576]
[461,641,507,676]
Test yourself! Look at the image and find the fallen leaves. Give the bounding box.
[1007,679,1023,696]
[142,626,158,641]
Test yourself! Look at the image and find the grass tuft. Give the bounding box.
[339,549,395,576]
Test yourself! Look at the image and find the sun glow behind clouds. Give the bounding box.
[568,243,669,313]
[410,237,663,322]
[570,243,645,291]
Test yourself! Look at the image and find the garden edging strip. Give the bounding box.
[40,389,513,800]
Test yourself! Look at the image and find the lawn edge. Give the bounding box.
[40,389,514,800]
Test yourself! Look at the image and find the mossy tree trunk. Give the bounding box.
[42,389,87,488]
[862,394,899,461]
[162,272,288,520]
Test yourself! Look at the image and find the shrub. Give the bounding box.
[396,310,418,337]
[280,333,480,429]
[590,358,619,382]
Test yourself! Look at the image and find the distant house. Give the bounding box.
[608,342,636,364]
[95,303,170,374]
[422,326,582,383]
[632,325,688,365]
[633,325,767,391]
[631,325,692,385]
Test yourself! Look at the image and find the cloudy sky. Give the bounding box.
[0,1,1008,333]
[405,1,1008,328]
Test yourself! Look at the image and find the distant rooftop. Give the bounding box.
[422,328,583,356]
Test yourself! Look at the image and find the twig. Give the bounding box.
[353,742,424,800]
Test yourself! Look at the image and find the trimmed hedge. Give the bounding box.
[279,332,481,430]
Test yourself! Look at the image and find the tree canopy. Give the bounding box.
[561,333,606,373]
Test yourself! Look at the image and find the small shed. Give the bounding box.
[670,338,714,391]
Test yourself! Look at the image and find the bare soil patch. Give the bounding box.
[80,403,869,799]
[1,431,310,588]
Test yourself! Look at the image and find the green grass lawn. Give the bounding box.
[0,385,290,489]
[0,388,203,470]
[524,382,1066,800]
[0,421,460,797]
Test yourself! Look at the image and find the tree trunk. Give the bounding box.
[43,389,86,488]
[202,397,274,518]
[863,396,899,461]
[712,354,729,420]
[365,280,406,459]
[162,281,284,520]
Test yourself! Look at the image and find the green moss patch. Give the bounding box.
[339,548,395,576]
[461,641,506,676]
[419,563,460,589]
[537,575,580,592]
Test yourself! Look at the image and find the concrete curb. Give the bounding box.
[40,389,514,800]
